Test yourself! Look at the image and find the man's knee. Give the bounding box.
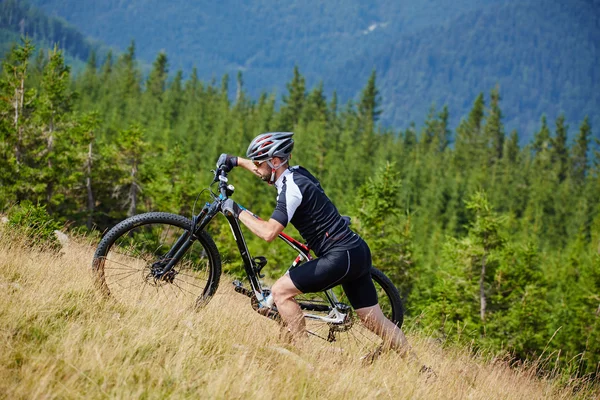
[271,275,300,303]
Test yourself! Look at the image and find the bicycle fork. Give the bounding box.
[154,203,215,280]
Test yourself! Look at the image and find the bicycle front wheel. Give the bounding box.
[92,212,221,309]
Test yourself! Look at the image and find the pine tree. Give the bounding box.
[523,116,557,243]
[142,52,169,140]
[0,38,35,206]
[78,112,101,229]
[279,65,305,129]
[164,70,184,131]
[358,69,381,125]
[353,162,415,295]
[235,70,244,104]
[436,105,451,152]
[116,124,147,217]
[484,87,504,163]
[422,104,450,152]
[552,115,569,183]
[329,90,338,121]
[35,46,75,205]
[454,93,485,170]
[146,52,168,99]
[469,93,485,131]
[465,192,505,323]
[533,115,551,154]
[571,116,590,185]
[75,49,100,111]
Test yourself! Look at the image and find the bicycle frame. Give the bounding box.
[152,167,349,329]
[222,208,349,325]
[155,190,347,324]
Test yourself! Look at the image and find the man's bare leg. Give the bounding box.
[271,273,306,343]
[356,304,419,362]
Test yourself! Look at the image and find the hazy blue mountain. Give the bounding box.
[339,0,600,139]
[0,0,109,70]
[22,0,600,139]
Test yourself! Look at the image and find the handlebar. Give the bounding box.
[212,166,235,202]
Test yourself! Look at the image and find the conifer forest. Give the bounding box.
[1,39,599,379]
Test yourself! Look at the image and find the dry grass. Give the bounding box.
[0,229,597,399]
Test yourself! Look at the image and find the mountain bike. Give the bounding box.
[92,164,404,353]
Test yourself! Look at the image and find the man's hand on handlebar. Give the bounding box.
[216,153,238,172]
[222,198,242,218]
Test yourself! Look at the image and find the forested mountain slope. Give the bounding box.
[27,0,599,140]
[29,0,505,78]
[350,0,600,140]
[0,0,106,68]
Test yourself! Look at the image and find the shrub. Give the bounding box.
[6,201,63,249]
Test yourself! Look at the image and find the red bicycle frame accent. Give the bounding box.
[241,207,312,259]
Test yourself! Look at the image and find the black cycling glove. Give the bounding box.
[222,199,242,218]
[217,153,238,172]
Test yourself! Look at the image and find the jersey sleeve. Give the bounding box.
[270,176,303,227]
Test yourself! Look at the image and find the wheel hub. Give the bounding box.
[145,260,178,286]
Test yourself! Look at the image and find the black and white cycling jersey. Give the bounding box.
[270,166,361,256]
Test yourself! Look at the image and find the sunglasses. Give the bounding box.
[253,160,267,167]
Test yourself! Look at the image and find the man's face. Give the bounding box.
[252,157,283,182]
[253,159,272,182]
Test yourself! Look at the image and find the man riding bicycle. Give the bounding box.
[218,131,418,363]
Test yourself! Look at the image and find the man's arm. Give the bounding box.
[225,155,284,240]
[236,157,263,178]
[239,212,285,242]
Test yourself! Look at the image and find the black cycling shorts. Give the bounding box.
[288,239,378,310]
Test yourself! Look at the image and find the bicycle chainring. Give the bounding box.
[328,304,354,334]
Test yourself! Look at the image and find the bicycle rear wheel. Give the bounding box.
[296,267,404,356]
[92,212,221,309]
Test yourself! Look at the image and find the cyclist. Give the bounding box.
[218,132,419,364]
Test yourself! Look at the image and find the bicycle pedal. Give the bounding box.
[257,306,281,322]
[232,280,252,297]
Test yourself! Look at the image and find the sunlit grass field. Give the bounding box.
[0,229,597,399]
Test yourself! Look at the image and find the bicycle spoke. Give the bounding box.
[348,326,368,349]
[103,265,144,273]
[173,277,207,291]
[102,258,145,271]
[105,266,142,279]
[174,271,209,282]
[170,280,199,298]
[111,278,146,292]
[168,282,181,299]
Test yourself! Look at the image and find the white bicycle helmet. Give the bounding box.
[246,132,294,162]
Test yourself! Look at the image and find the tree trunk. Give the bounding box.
[14,77,24,166]
[127,161,138,217]
[45,114,55,204]
[86,142,95,230]
[480,254,487,322]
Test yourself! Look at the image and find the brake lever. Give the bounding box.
[210,168,222,183]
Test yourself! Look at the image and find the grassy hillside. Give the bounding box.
[1,227,597,398]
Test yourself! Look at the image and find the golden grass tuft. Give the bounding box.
[0,229,597,399]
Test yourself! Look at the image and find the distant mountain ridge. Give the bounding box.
[0,0,106,68]
[20,0,600,139]
[346,0,600,139]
